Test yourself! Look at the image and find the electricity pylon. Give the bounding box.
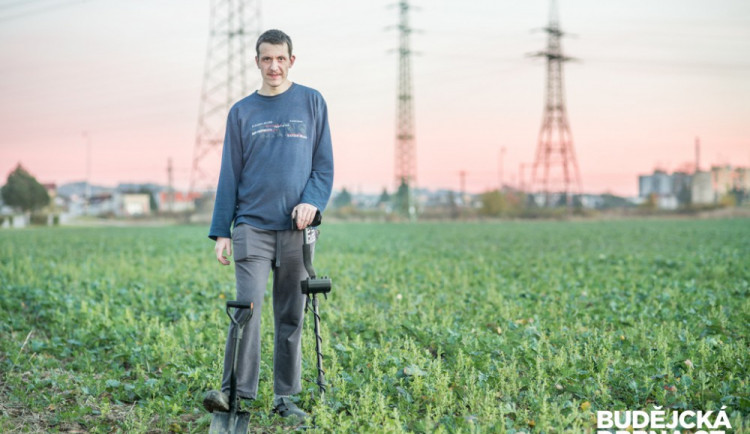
[530,0,582,206]
[393,0,417,218]
[190,0,261,195]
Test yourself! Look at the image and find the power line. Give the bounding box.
[0,0,61,12]
[0,0,94,23]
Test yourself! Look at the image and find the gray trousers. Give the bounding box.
[221,223,310,399]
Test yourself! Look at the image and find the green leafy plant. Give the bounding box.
[0,220,748,432]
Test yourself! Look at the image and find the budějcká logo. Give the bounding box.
[596,406,733,434]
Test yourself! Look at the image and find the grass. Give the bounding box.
[1,219,748,432]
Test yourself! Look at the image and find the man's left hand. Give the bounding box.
[292,203,318,229]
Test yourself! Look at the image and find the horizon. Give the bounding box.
[19,168,744,201]
[1,0,749,197]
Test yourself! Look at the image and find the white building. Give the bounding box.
[639,170,680,209]
[691,171,713,205]
[639,170,674,198]
[121,194,151,216]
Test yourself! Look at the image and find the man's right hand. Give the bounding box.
[215,237,232,265]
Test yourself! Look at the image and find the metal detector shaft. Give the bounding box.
[310,294,325,397]
[294,213,331,398]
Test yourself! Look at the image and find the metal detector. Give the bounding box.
[294,212,331,399]
[209,300,253,434]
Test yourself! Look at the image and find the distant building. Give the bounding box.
[86,193,117,216]
[691,171,713,205]
[672,172,692,203]
[0,213,27,228]
[639,170,674,198]
[42,183,57,201]
[711,165,733,195]
[579,194,604,209]
[657,196,679,210]
[157,191,201,213]
[639,163,749,208]
[736,167,750,191]
[637,175,650,198]
[122,194,151,216]
[639,170,681,209]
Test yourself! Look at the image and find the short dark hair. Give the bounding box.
[255,29,293,58]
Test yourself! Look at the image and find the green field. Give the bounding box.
[1,219,748,433]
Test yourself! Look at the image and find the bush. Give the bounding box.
[30,213,48,226]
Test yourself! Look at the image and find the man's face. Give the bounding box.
[255,42,295,90]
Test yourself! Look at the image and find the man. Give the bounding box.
[203,29,334,421]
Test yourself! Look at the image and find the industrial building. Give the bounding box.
[639,165,748,209]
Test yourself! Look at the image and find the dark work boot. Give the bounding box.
[272,396,308,421]
[202,390,229,413]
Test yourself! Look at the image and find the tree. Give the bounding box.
[479,189,524,217]
[676,184,692,207]
[641,193,658,211]
[600,193,632,209]
[377,188,390,206]
[393,179,411,215]
[136,187,158,211]
[1,164,50,212]
[480,190,506,216]
[333,187,352,209]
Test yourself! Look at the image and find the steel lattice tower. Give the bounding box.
[395,0,416,188]
[530,0,582,206]
[190,0,261,195]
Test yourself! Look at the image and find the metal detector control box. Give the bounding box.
[301,275,332,295]
[300,225,332,296]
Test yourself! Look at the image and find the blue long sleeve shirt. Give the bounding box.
[208,83,334,239]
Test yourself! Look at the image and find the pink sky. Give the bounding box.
[1,0,748,197]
